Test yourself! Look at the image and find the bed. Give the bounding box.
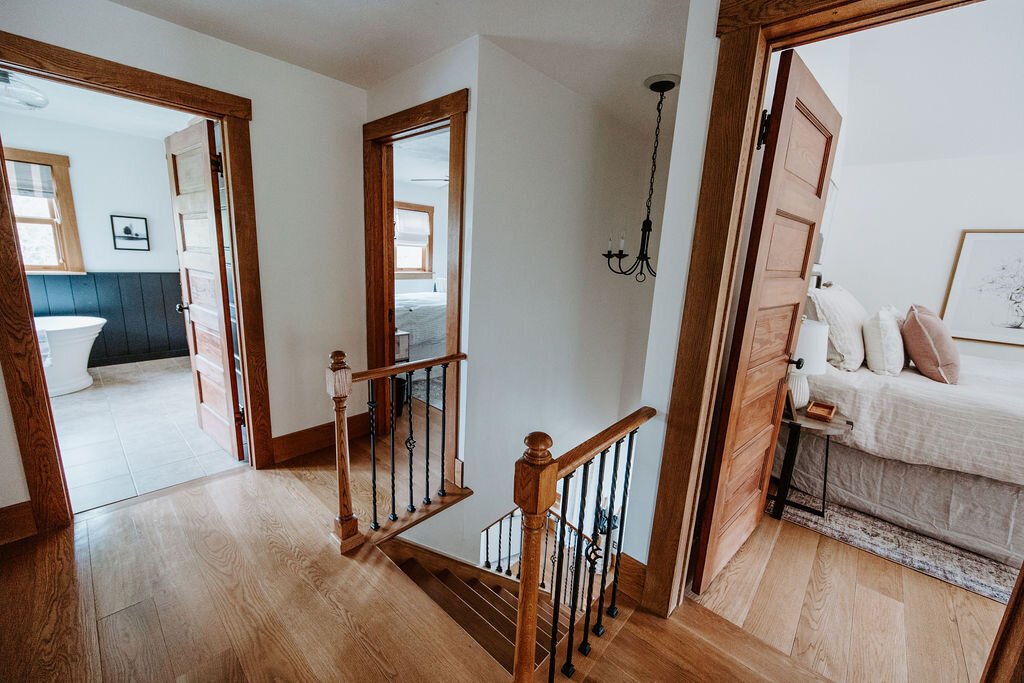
[395,292,447,362]
[775,354,1024,566]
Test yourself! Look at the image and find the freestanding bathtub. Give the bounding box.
[34,316,107,397]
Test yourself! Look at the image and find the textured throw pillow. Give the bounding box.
[863,306,905,376]
[902,304,960,384]
[807,284,868,371]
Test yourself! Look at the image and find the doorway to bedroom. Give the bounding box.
[685,0,1023,680]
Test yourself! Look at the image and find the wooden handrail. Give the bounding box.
[352,352,467,383]
[482,506,593,549]
[555,406,656,478]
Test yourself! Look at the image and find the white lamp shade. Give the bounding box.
[793,319,829,376]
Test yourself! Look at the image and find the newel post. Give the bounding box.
[327,350,365,553]
[512,432,559,682]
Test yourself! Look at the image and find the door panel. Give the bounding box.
[166,120,243,459]
[693,50,841,592]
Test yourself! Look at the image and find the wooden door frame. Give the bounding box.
[641,0,984,614]
[0,30,274,535]
[362,89,469,486]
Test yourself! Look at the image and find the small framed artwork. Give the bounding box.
[942,230,1024,347]
[111,215,150,251]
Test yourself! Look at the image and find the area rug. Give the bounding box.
[767,489,1017,603]
[410,375,444,411]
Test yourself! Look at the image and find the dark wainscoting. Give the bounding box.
[27,272,189,367]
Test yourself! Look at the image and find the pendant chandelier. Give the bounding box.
[603,74,678,282]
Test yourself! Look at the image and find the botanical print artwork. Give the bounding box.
[943,231,1024,346]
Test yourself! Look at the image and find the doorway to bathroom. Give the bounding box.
[0,49,268,518]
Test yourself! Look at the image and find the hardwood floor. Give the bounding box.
[691,516,1009,682]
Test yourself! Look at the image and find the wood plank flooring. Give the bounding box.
[692,516,1009,682]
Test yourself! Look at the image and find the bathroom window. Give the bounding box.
[394,202,433,276]
[4,148,84,273]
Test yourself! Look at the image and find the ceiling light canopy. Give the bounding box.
[0,70,49,111]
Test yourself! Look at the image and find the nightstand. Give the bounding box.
[768,408,853,519]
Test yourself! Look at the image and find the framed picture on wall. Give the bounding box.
[941,229,1024,347]
[110,215,150,251]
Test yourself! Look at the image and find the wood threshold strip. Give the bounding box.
[351,352,467,383]
[556,406,656,479]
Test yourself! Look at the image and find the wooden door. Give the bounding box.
[166,120,243,459]
[692,50,841,592]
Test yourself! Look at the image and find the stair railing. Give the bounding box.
[511,406,655,682]
[326,349,467,553]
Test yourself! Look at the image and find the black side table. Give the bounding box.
[768,408,853,519]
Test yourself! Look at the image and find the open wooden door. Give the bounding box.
[692,51,841,592]
[166,120,243,460]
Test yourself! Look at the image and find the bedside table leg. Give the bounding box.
[772,423,802,520]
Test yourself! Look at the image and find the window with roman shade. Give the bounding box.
[4,148,84,273]
[394,201,434,275]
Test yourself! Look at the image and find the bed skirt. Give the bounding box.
[773,425,1024,568]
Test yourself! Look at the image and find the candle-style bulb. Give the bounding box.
[619,234,625,251]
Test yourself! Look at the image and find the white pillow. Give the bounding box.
[863,306,905,376]
[807,283,868,371]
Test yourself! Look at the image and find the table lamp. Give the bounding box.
[789,319,829,409]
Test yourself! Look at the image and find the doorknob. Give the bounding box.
[175,303,189,314]
[788,356,805,370]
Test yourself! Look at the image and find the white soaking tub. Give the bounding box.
[34,316,106,396]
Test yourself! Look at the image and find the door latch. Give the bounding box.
[175,303,189,314]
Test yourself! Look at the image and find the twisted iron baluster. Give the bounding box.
[368,382,380,530]
[423,366,432,505]
[438,363,448,497]
[592,438,622,637]
[607,430,636,618]
[561,460,591,677]
[578,448,608,655]
[517,513,523,580]
[406,371,416,512]
[388,375,397,521]
[496,516,503,574]
[562,530,572,602]
[484,526,491,568]
[505,511,513,576]
[547,474,572,683]
[540,510,551,589]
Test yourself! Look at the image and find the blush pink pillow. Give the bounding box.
[902,304,960,384]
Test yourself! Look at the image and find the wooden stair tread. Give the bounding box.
[464,578,552,658]
[499,586,570,632]
[399,559,516,672]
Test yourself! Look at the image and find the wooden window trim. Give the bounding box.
[4,147,85,274]
[394,200,434,275]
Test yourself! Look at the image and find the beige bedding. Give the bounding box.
[807,354,1024,486]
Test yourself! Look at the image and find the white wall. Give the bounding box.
[818,0,1024,362]
[0,0,369,507]
[394,180,448,295]
[0,113,179,272]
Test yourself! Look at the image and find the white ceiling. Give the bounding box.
[394,129,450,188]
[1,72,194,139]
[109,0,687,132]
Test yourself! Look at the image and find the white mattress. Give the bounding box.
[808,355,1024,486]
[395,292,446,361]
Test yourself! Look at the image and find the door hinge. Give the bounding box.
[211,153,224,175]
[756,109,771,150]
[235,406,245,426]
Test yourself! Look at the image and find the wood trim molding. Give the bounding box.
[272,413,371,465]
[644,0,980,620]
[984,567,1024,681]
[617,552,647,604]
[363,89,469,141]
[0,501,37,546]
[394,200,434,275]
[0,30,252,119]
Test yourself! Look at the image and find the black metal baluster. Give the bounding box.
[496,516,504,574]
[505,511,513,576]
[406,371,416,512]
[561,460,591,677]
[438,363,448,497]
[607,430,636,618]
[592,439,622,637]
[562,530,572,601]
[547,474,572,683]
[423,366,432,505]
[484,526,491,568]
[540,510,551,589]
[517,514,523,579]
[368,382,380,530]
[579,448,608,655]
[388,375,398,521]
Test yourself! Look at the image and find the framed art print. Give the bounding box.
[941,229,1024,346]
[111,215,150,251]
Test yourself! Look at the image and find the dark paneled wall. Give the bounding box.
[27,272,189,367]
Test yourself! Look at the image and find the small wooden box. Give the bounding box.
[805,401,837,422]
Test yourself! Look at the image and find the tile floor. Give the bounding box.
[51,357,246,512]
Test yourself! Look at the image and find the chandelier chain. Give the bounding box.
[645,92,665,221]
